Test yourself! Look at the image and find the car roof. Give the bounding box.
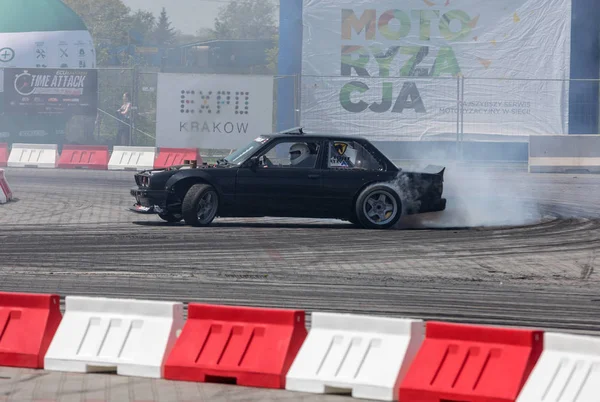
[261,133,371,143]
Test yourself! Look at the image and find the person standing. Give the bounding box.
[117,92,132,145]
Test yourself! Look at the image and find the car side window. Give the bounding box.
[258,141,320,169]
[327,141,384,171]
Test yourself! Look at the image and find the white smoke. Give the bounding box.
[390,171,423,216]
[387,154,543,229]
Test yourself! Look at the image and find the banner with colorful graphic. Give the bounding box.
[301,0,572,140]
[3,68,98,116]
[156,73,275,149]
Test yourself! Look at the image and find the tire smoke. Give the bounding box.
[389,158,543,229]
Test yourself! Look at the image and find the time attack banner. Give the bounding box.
[300,0,572,140]
[2,67,97,116]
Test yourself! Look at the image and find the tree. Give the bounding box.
[63,0,143,65]
[63,0,132,46]
[213,0,277,40]
[196,28,217,42]
[153,7,176,47]
[128,10,156,44]
[171,29,211,46]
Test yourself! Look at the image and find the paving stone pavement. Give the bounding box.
[0,367,369,402]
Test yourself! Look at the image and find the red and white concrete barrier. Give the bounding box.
[0,290,592,401]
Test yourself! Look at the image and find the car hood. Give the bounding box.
[138,163,235,176]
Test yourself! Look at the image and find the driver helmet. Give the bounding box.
[289,143,310,165]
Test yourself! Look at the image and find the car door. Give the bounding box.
[320,140,390,217]
[235,138,326,217]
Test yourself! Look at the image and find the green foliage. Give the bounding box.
[63,0,154,65]
[153,7,176,47]
[62,0,132,46]
[129,10,156,44]
[61,0,281,146]
[213,0,277,40]
[195,28,217,42]
[266,33,279,73]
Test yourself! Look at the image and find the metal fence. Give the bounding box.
[91,68,298,157]
[94,67,157,147]
[86,70,600,159]
[299,75,600,140]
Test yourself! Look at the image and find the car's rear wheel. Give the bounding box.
[182,184,219,227]
[158,212,182,223]
[355,185,402,229]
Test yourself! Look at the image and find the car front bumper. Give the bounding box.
[130,187,168,213]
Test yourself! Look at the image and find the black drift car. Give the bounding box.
[130,129,447,229]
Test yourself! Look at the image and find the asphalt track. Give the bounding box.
[1,165,600,332]
[0,164,599,400]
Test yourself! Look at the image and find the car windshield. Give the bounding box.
[224,137,268,164]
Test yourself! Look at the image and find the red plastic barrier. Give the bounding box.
[164,304,307,389]
[399,322,543,402]
[0,292,62,368]
[154,148,202,169]
[0,143,7,167]
[57,145,109,170]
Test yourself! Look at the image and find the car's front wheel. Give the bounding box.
[355,185,402,229]
[182,183,219,227]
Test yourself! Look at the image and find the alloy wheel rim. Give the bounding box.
[363,190,398,225]
[196,191,218,223]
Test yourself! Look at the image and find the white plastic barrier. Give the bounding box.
[44,296,184,378]
[517,332,600,402]
[108,146,157,171]
[285,312,425,401]
[0,169,12,204]
[7,143,58,168]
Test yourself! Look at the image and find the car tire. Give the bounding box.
[158,212,182,223]
[182,183,219,227]
[355,185,402,229]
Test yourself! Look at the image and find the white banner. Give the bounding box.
[156,73,274,149]
[0,30,96,69]
[301,0,572,140]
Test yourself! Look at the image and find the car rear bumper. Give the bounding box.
[418,197,447,214]
[130,187,168,213]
